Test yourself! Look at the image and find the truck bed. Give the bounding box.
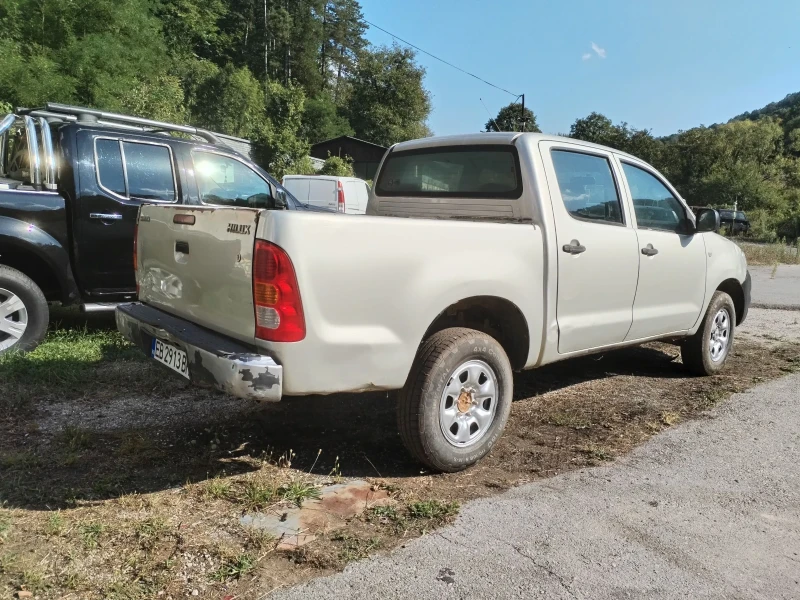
[135,206,545,395]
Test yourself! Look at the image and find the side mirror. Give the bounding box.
[275,190,289,210]
[695,208,720,233]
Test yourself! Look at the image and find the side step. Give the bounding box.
[81,303,120,313]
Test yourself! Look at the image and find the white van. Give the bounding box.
[282,175,371,214]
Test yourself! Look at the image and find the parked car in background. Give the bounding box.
[118,132,751,473]
[0,103,320,355]
[718,209,750,235]
[282,175,371,214]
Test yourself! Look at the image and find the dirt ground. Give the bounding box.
[1,317,798,599]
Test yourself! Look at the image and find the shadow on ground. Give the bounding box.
[0,330,691,510]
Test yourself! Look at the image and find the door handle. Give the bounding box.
[562,240,586,254]
[90,213,123,221]
[641,244,659,256]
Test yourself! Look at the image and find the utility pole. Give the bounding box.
[520,94,525,132]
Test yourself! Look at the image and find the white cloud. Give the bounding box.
[591,42,607,59]
[582,52,592,61]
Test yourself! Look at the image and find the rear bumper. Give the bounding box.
[116,303,282,401]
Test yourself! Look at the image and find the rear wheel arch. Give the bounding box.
[422,296,530,370]
[0,242,63,302]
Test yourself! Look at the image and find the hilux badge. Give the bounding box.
[227,223,251,235]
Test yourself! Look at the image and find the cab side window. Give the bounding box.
[94,138,177,202]
[621,163,688,233]
[551,150,624,225]
[192,151,275,208]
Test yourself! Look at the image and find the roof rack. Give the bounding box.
[16,103,223,145]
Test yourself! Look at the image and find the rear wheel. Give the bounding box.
[0,265,48,355]
[397,328,513,472]
[680,291,735,376]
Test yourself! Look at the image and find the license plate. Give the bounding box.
[151,338,189,379]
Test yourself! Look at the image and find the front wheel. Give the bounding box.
[680,291,736,376]
[0,265,49,355]
[397,328,513,473]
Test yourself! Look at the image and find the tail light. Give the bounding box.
[253,240,305,342]
[337,181,345,213]
[133,222,139,296]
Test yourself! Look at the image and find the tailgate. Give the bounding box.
[136,205,260,344]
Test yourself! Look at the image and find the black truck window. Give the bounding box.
[94,138,177,202]
[96,139,127,196]
[122,142,176,202]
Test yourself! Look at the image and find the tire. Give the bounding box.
[0,265,49,355]
[680,291,736,376]
[397,327,513,473]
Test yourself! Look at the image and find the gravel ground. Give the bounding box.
[749,265,800,310]
[273,371,800,600]
[737,307,800,346]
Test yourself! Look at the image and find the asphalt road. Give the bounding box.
[749,265,800,309]
[274,372,800,600]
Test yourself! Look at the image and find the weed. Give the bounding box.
[0,451,41,470]
[204,477,231,500]
[737,241,800,266]
[0,515,10,541]
[243,526,276,550]
[240,479,277,510]
[370,505,401,522]
[332,533,381,563]
[407,500,460,520]
[59,425,94,451]
[579,444,614,462]
[328,455,343,483]
[660,411,681,426]
[134,517,169,548]
[547,411,593,430]
[280,481,321,507]
[45,512,65,536]
[80,522,105,549]
[210,553,255,582]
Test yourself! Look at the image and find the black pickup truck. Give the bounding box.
[0,103,325,355]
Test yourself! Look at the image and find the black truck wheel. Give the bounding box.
[680,291,736,376]
[0,265,48,355]
[398,327,513,472]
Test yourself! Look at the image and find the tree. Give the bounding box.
[346,45,432,146]
[301,93,354,142]
[485,102,540,133]
[569,112,661,164]
[319,154,354,176]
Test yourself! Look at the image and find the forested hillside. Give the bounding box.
[562,94,800,241]
[0,0,431,176]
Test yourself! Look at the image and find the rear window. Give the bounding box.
[376,146,522,199]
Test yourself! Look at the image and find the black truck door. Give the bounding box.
[73,131,181,298]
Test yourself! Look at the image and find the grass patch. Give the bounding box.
[239,479,278,510]
[279,481,321,507]
[0,450,41,470]
[737,241,800,265]
[0,328,140,385]
[578,444,614,462]
[210,553,255,582]
[133,517,169,549]
[45,512,65,536]
[546,410,593,430]
[407,500,460,520]
[0,515,10,541]
[80,522,105,549]
[332,533,381,563]
[204,477,232,500]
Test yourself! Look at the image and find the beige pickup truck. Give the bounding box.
[117,133,751,472]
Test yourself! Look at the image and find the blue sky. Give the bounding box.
[360,0,800,137]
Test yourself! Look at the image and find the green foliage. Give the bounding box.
[319,154,354,176]
[346,44,432,146]
[569,110,800,241]
[284,155,321,176]
[0,0,431,174]
[485,102,540,133]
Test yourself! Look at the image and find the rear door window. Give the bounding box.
[376,146,522,198]
[550,150,624,224]
[94,138,177,202]
[122,142,176,202]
